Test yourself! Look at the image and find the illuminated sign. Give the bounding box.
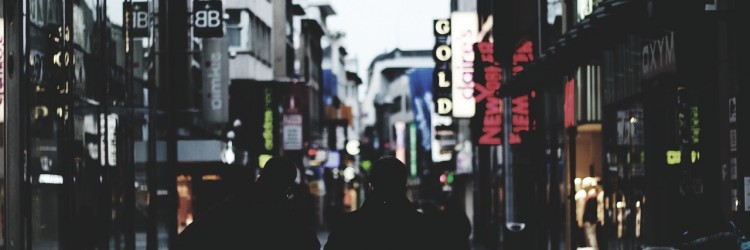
[100,113,118,167]
[193,0,224,37]
[564,79,575,128]
[431,116,455,162]
[510,40,534,144]
[474,42,503,145]
[666,150,700,165]
[577,0,594,21]
[642,32,675,80]
[283,114,303,150]
[263,88,274,151]
[395,122,407,164]
[432,19,455,163]
[433,19,453,116]
[451,12,478,118]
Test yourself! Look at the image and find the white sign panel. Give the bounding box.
[451,12,477,118]
[201,38,230,123]
[730,129,737,152]
[100,113,118,167]
[283,114,303,150]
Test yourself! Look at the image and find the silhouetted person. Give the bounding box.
[176,157,320,250]
[582,189,599,249]
[436,194,472,250]
[324,156,435,250]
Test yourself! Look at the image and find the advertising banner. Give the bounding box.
[202,38,229,123]
[450,12,478,118]
[408,68,433,152]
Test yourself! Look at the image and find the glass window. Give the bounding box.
[226,9,243,48]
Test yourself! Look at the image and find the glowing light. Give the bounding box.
[39,174,64,184]
[202,175,221,181]
[346,140,360,156]
[258,154,272,168]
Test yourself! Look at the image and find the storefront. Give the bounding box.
[3,0,176,248]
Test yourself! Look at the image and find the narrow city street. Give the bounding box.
[2,0,749,249]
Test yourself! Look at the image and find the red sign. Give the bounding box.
[509,40,534,144]
[564,79,575,128]
[475,42,503,145]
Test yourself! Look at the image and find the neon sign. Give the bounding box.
[475,42,503,145]
[510,40,534,144]
[263,88,273,151]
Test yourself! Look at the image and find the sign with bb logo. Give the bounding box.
[193,0,223,38]
[125,1,149,37]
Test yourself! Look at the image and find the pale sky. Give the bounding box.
[326,0,451,79]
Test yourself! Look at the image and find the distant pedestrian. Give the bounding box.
[583,189,599,249]
[176,156,320,250]
[324,156,435,250]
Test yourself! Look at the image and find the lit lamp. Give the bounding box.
[221,141,235,165]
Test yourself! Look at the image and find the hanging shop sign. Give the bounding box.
[283,114,303,150]
[124,1,149,37]
[473,41,503,145]
[433,19,453,116]
[201,38,229,123]
[509,40,534,144]
[564,79,576,128]
[642,31,675,80]
[432,117,455,162]
[263,88,274,152]
[100,113,118,167]
[432,18,456,163]
[193,0,224,37]
[451,12,478,118]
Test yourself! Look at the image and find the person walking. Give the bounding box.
[176,156,320,250]
[324,156,435,250]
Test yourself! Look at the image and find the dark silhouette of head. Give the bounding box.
[256,157,298,198]
[368,156,408,198]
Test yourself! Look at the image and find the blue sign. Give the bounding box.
[408,68,433,151]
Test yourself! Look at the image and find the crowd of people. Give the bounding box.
[176,156,471,250]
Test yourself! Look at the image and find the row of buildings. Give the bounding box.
[381,0,747,249]
[354,0,748,249]
[1,0,364,248]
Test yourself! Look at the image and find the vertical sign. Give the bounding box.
[432,19,455,163]
[451,12,478,118]
[201,38,229,123]
[283,114,303,150]
[125,2,149,37]
[564,79,576,128]
[509,40,534,144]
[473,41,503,145]
[745,177,750,211]
[193,0,224,37]
[409,123,418,177]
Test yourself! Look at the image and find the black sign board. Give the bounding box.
[193,1,224,38]
[124,2,149,37]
